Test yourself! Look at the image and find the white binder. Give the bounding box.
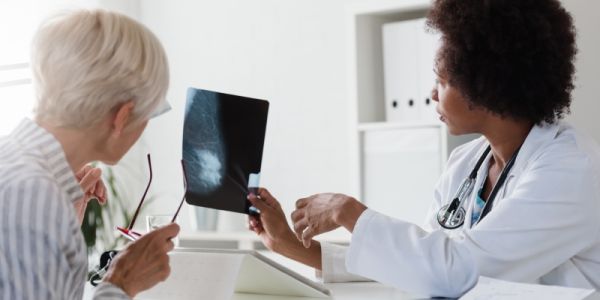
[415,19,440,123]
[382,18,441,123]
[382,19,420,123]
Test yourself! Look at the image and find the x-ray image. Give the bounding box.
[183,87,269,215]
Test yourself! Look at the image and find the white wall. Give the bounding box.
[135,0,600,232]
[138,0,362,232]
[563,0,600,142]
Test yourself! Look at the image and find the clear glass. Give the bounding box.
[116,154,187,242]
[147,215,179,245]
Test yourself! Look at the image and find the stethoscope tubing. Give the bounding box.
[437,144,520,229]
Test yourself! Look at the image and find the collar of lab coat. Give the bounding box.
[506,122,562,176]
[464,123,561,218]
[471,122,563,207]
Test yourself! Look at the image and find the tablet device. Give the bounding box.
[137,248,331,299]
[182,88,269,215]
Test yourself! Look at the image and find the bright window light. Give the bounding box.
[0,1,37,136]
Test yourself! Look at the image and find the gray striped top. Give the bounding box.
[0,119,129,299]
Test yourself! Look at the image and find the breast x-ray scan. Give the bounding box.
[182,87,269,215]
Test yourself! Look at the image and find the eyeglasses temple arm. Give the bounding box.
[172,159,188,223]
[128,154,153,230]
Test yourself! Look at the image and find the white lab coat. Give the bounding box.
[319,122,600,298]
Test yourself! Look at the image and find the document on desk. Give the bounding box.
[137,251,244,300]
[136,249,331,300]
[460,276,596,300]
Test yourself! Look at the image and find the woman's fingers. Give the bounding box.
[95,179,107,204]
[79,168,101,192]
[164,240,175,252]
[105,225,179,298]
[76,165,93,180]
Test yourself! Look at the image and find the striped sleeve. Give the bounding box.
[93,282,130,299]
[0,176,75,299]
[0,176,131,300]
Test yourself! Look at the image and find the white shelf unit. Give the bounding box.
[346,1,477,224]
[179,230,351,251]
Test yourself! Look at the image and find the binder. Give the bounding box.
[382,18,441,123]
[415,18,441,123]
[382,19,420,123]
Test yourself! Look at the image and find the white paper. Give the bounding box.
[460,276,595,300]
[136,252,245,300]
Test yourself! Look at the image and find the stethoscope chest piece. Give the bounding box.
[435,144,521,230]
[437,204,466,229]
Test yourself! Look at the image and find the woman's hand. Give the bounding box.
[104,223,180,298]
[292,193,367,248]
[74,165,107,224]
[247,188,297,253]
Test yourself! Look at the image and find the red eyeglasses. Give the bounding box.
[116,154,188,241]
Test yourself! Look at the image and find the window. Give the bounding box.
[0,0,100,135]
[0,64,35,135]
[0,2,38,135]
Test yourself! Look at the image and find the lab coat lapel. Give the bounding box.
[498,122,562,199]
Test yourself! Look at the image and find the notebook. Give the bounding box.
[182,88,269,215]
[137,248,331,300]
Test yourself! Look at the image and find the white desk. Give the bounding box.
[231,282,424,300]
[84,282,423,300]
[84,250,425,300]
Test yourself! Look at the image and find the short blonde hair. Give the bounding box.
[31,9,169,128]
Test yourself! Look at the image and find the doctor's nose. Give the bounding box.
[431,87,439,102]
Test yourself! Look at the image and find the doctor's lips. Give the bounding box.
[436,109,446,123]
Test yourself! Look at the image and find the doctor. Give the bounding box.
[248,0,600,297]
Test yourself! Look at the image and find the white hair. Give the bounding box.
[31,9,169,128]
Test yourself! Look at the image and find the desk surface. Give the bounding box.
[84,250,425,300]
[231,282,426,300]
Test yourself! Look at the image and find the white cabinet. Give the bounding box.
[361,126,441,224]
[346,1,478,223]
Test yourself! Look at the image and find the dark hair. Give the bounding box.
[426,0,577,124]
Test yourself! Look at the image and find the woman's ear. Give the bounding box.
[112,101,135,137]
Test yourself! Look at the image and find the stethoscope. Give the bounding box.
[437,145,521,229]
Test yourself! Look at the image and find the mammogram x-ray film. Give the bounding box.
[182,88,269,215]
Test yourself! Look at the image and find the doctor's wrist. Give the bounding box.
[334,197,367,232]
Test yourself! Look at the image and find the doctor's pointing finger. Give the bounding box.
[291,193,366,248]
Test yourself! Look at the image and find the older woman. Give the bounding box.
[248,0,600,298]
[0,10,178,299]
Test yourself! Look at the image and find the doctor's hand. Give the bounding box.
[74,165,107,224]
[103,223,180,298]
[247,188,297,253]
[292,193,367,248]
